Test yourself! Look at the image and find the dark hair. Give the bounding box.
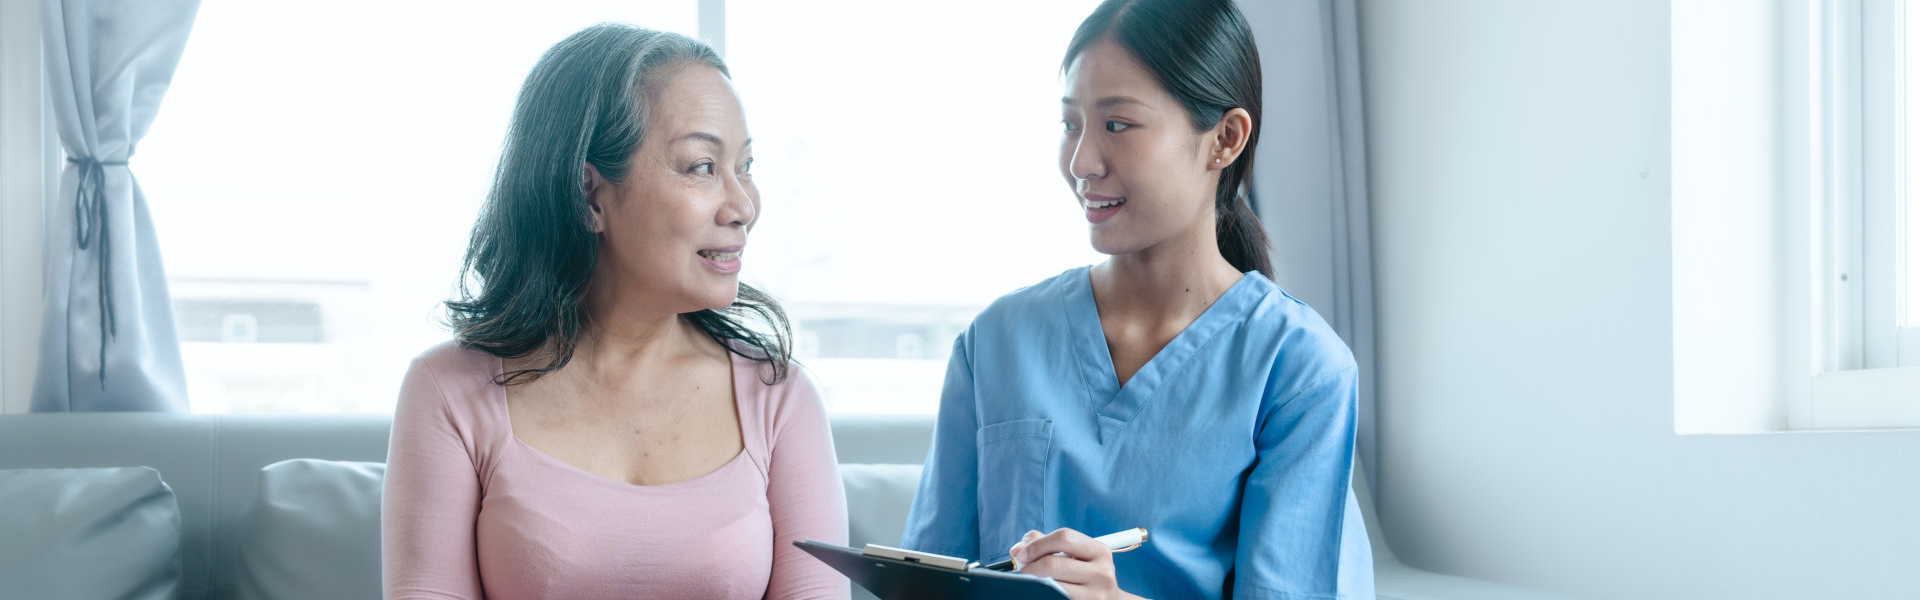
[1064,0,1273,277]
[447,24,792,386]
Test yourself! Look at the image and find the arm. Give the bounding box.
[1232,363,1361,600]
[381,357,485,600]
[763,370,852,600]
[898,331,981,559]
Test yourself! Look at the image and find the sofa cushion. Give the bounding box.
[234,459,384,600]
[0,466,182,600]
[839,463,923,549]
[838,463,924,600]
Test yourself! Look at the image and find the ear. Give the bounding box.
[583,164,608,233]
[1208,107,1254,170]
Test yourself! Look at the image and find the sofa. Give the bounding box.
[0,412,1584,600]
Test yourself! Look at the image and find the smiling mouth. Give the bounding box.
[1085,197,1126,210]
[698,249,741,261]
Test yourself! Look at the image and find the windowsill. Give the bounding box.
[1788,366,1920,430]
[1675,366,1920,435]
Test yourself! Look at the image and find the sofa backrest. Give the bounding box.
[0,412,934,600]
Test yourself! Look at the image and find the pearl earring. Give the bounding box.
[1214,158,1222,164]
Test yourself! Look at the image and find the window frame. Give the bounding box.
[1787,0,1920,430]
[1887,0,1920,365]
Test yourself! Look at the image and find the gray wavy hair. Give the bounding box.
[447,23,792,386]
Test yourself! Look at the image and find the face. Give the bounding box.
[1059,38,1232,257]
[587,63,758,315]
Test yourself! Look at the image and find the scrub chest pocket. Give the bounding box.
[974,418,1053,563]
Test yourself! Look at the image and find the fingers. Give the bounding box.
[1017,528,1111,564]
[1018,552,1117,590]
[1013,530,1044,565]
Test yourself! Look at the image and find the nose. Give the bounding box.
[1068,134,1105,182]
[719,172,757,228]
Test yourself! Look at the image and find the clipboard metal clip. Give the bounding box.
[861,544,980,572]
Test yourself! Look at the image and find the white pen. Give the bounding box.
[983,527,1150,572]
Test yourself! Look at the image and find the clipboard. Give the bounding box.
[794,540,1072,600]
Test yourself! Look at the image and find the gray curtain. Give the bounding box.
[1240,0,1377,489]
[32,0,200,412]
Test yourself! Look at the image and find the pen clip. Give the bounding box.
[1111,542,1143,554]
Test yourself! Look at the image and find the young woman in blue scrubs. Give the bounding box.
[900,0,1374,598]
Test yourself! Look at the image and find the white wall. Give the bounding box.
[1363,1,1920,599]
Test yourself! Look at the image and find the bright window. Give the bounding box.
[139,0,1104,414]
[1671,0,1920,432]
[140,1,701,414]
[1867,0,1920,368]
[725,0,1104,413]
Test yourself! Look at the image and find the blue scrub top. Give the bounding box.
[901,267,1374,600]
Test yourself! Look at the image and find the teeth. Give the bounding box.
[1086,198,1125,210]
[699,250,741,261]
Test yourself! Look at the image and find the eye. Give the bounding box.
[689,161,715,176]
[1105,121,1131,133]
[1063,119,1081,132]
[739,158,755,180]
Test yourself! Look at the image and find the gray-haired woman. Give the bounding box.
[381,24,849,600]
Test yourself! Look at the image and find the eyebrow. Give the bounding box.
[671,132,752,148]
[1061,96,1150,109]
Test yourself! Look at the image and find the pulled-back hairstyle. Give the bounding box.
[447,23,791,385]
[1064,0,1274,277]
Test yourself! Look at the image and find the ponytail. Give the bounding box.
[1217,191,1273,278]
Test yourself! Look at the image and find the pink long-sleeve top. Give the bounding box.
[382,341,850,600]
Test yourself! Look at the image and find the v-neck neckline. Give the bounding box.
[492,346,755,490]
[1065,266,1269,443]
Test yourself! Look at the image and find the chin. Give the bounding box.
[693,285,741,312]
[1088,229,1143,257]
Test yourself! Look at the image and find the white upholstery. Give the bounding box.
[0,413,931,600]
[0,412,1583,600]
[0,467,183,600]
[233,459,385,600]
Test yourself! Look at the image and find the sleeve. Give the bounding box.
[1232,361,1362,600]
[898,330,981,559]
[381,357,486,600]
[763,370,853,600]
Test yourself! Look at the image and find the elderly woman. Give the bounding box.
[381,24,848,600]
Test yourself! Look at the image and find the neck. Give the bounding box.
[1094,219,1244,319]
[570,276,710,380]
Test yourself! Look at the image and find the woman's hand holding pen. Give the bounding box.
[1008,529,1147,600]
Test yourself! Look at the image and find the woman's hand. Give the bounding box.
[1008,529,1145,600]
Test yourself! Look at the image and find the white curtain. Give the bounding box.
[1241,0,1378,489]
[32,0,200,412]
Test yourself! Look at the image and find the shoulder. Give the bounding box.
[961,266,1086,346]
[731,348,830,440]
[1237,275,1357,392]
[396,340,504,425]
[410,339,499,376]
[975,266,1084,324]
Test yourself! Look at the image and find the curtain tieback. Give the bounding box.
[68,156,128,388]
